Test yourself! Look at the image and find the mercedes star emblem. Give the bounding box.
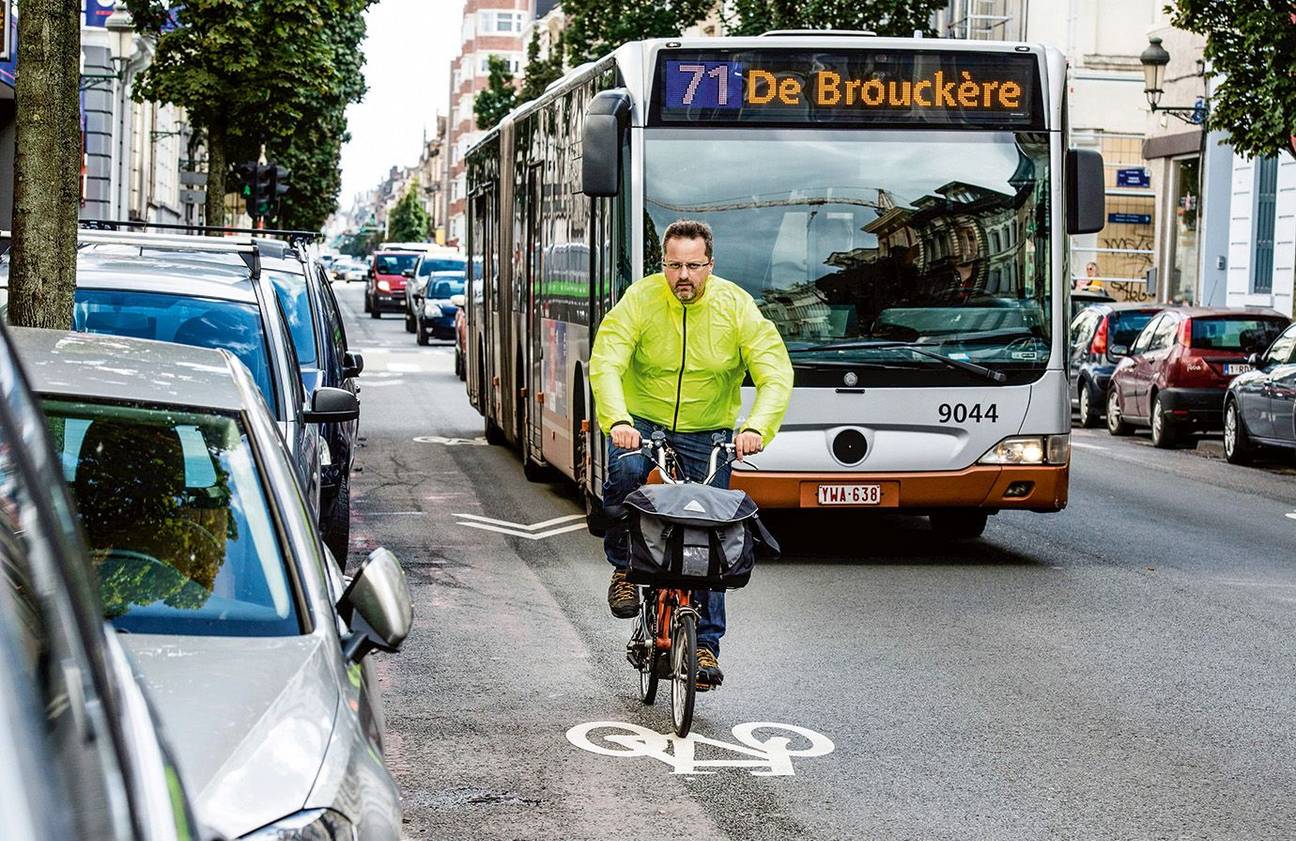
[843,371,859,387]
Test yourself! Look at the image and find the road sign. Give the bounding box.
[1116,168,1150,188]
[1108,212,1152,225]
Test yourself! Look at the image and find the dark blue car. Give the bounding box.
[411,271,466,345]
[1223,322,1296,464]
[1068,302,1165,427]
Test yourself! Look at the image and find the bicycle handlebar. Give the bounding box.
[618,436,746,486]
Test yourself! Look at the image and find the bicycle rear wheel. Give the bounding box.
[671,611,697,737]
[636,599,658,705]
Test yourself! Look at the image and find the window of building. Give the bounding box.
[478,9,526,34]
[1251,156,1278,295]
[478,54,523,75]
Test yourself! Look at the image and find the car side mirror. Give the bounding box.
[304,386,359,423]
[450,294,465,308]
[338,548,413,663]
[342,350,364,378]
[1110,344,1129,357]
[402,268,415,278]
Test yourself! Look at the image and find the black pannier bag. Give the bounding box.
[623,483,780,590]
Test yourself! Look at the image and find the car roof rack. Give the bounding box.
[80,219,321,243]
[68,224,266,277]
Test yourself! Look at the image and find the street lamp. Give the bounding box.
[1140,35,1206,125]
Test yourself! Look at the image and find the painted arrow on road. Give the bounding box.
[453,512,587,540]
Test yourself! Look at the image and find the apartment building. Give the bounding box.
[442,0,533,246]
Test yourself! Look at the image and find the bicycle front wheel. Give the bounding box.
[671,611,697,737]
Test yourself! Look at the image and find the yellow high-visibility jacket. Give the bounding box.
[589,273,794,442]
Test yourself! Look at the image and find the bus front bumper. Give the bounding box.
[731,464,1069,512]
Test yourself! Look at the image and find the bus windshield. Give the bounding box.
[645,129,1053,375]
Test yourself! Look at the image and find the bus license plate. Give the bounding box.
[817,484,882,506]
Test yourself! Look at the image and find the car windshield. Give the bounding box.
[43,400,299,637]
[375,253,419,274]
[646,129,1053,383]
[1190,317,1288,352]
[418,257,466,276]
[72,289,279,418]
[1110,311,1157,349]
[426,275,465,298]
[268,270,319,367]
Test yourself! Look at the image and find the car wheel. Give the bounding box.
[321,471,351,569]
[1106,389,1133,436]
[416,319,430,346]
[1223,399,1257,465]
[1150,394,1178,448]
[1077,380,1101,428]
[929,509,988,540]
[404,310,417,333]
[455,347,464,379]
[362,291,371,313]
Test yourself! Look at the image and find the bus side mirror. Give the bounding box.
[1066,149,1106,235]
[581,89,632,198]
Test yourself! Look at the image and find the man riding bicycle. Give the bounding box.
[589,219,793,690]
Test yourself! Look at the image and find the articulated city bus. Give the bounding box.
[463,33,1105,537]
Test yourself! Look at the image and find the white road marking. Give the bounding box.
[566,721,834,776]
[360,380,404,387]
[413,435,487,446]
[456,521,587,540]
[1071,441,1107,450]
[1286,512,1296,521]
[368,511,427,516]
[454,512,584,530]
[386,362,422,373]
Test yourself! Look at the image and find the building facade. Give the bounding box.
[443,0,532,246]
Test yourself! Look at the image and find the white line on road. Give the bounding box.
[453,512,584,530]
[456,521,587,540]
[368,511,427,516]
[386,362,422,373]
[1071,441,1107,450]
[1286,512,1296,521]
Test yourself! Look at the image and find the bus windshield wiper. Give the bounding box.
[788,341,1007,384]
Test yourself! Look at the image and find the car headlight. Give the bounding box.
[424,302,442,318]
[377,280,391,292]
[319,437,332,466]
[241,808,356,840]
[978,434,1070,465]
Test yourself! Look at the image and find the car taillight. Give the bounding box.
[1090,316,1108,356]
[1178,318,1193,346]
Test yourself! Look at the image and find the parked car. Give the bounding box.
[454,293,467,380]
[403,250,466,332]
[1068,303,1164,427]
[364,247,423,317]
[411,271,465,346]
[1070,287,1116,322]
[1223,321,1296,463]
[334,257,367,283]
[1106,307,1290,446]
[14,327,410,841]
[0,324,212,841]
[265,241,365,562]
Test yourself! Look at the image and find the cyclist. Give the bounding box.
[589,219,793,690]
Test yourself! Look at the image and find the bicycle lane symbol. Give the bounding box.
[565,721,834,776]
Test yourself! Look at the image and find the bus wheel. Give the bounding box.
[929,509,988,540]
[484,417,507,446]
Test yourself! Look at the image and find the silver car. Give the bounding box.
[13,327,411,840]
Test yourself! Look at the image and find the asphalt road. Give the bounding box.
[332,282,1296,841]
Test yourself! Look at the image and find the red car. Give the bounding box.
[364,248,422,318]
[1106,307,1290,447]
[453,296,467,380]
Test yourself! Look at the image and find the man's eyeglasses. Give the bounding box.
[663,260,712,272]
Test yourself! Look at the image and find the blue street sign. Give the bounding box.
[85,0,114,28]
[1108,212,1152,225]
[1116,168,1150,188]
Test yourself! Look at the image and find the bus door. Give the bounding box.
[526,163,544,459]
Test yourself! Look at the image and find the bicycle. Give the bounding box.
[623,431,738,737]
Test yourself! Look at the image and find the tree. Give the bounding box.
[519,30,565,104]
[725,0,946,37]
[474,55,519,130]
[127,0,374,228]
[1170,0,1296,159]
[562,0,715,64]
[386,188,431,244]
[9,0,82,329]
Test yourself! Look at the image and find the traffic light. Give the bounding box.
[234,162,290,223]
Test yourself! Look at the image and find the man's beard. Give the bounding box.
[674,281,697,302]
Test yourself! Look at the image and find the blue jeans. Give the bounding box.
[604,417,732,656]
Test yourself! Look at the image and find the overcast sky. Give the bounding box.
[338,0,462,205]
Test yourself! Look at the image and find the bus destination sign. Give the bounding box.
[654,50,1042,129]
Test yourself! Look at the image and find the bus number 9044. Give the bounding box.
[939,403,998,424]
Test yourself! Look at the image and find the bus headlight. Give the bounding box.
[978,435,1069,465]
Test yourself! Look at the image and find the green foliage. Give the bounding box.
[562,0,715,64]
[725,0,945,36]
[1170,0,1296,158]
[126,0,376,229]
[338,229,382,258]
[519,30,566,104]
[386,187,431,244]
[474,55,519,130]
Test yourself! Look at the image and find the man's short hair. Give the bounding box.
[662,219,714,259]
